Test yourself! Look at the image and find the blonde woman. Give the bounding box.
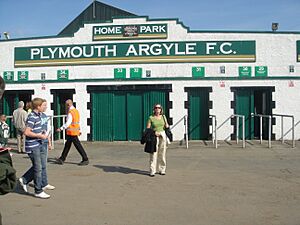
[146,104,169,177]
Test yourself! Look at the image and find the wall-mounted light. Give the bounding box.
[3,32,10,39]
[289,65,295,73]
[220,66,225,74]
[272,23,279,32]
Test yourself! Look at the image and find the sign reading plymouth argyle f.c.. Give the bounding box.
[93,24,168,41]
[14,41,256,67]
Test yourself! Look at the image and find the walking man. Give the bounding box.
[56,99,89,166]
[18,98,49,199]
[12,101,27,153]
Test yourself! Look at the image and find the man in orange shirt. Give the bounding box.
[56,99,89,166]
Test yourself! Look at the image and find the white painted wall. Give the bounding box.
[0,17,300,141]
[1,17,300,79]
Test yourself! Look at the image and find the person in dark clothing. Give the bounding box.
[0,150,16,195]
[0,149,17,225]
[0,76,16,225]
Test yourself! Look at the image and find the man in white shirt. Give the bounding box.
[55,99,89,166]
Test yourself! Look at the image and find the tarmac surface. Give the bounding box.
[1,140,300,225]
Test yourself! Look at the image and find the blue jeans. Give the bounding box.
[22,144,47,194]
[41,143,48,187]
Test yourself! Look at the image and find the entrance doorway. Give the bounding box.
[232,87,274,140]
[1,90,33,115]
[88,85,171,141]
[0,90,33,137]
[50,89,75,140]
[185,87,212,140]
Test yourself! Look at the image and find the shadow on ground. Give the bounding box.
[47,157,79,165]
[13,182,34,198]
[94,165,149,176]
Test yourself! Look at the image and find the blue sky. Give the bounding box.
[0,0,300,39]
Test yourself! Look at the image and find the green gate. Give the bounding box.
[91,90,167,141]
[0,90,33,137]
[234,87,273,140]
[186,88,210,140]
[1,91,33,115]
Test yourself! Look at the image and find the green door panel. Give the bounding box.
[127,92,143,141]
[92,92,114,141]
[235,89,254,139]
[188,88,209,140]
[113,93,126,140]
[1,91,32,138]
[261,90,272,139]
[91,89,168,141]
[3,95,13,116]
[3,95,14,137]
[143,91,167,128]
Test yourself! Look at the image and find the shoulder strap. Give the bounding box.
[162,115,167,127]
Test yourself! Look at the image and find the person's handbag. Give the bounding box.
[163,115,173,142]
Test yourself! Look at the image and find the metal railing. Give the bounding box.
[6,116,12,120]
[6,112,295,150]
[52,115,67,149]
[272,114,295,148]
[184,115,188,149]
[5,114,67,150]
[231,114,246,148]
[209,115,218,148]
[171,115,188,149]
[251,113,272,148]
[46,115,54,148]
[215,114,245,148]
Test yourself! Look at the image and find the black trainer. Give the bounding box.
[56,158,64,165]
[78,160,89,166]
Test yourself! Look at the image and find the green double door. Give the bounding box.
[1,90,32,116]
[91,90,167,141]
[187,88,210,140]
[235,88,272,139]
[0,90,33,137]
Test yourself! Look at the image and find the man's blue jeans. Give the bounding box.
[22,144,47,194]
[41,143,48,187]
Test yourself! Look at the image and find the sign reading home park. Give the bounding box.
[14,41,255,67]
[93,24,168,40]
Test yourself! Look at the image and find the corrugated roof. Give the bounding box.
[58,1,136,36]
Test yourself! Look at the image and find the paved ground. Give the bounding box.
[1,140,300,225]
